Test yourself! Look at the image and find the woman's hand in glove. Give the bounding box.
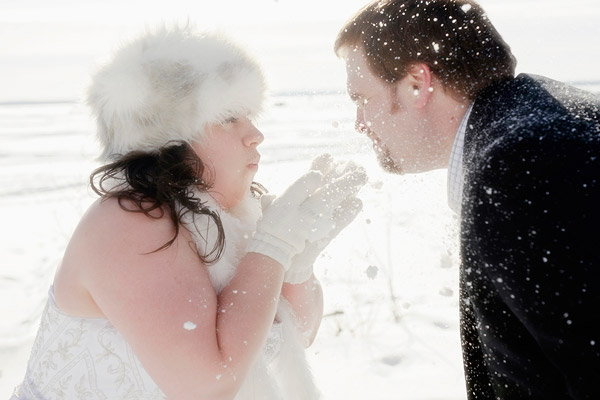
[250,154,367,277]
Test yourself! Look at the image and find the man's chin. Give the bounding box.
[377,152,404,174]
[378,154,442,175]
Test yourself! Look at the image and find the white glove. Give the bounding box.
[247,155,367,270]
[286,154,366,283]
[285,196,363,283]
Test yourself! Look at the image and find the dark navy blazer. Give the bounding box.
[459,74,600,399]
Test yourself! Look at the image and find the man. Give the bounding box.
[335,0,600,399]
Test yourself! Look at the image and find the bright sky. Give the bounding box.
[1,0,599,102]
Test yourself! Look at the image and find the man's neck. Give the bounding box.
[432,94,471,167]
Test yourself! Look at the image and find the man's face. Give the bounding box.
[344,47,440,174]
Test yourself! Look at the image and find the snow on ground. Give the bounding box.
[0,93,466,399]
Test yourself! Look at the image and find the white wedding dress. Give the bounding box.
[11,193,319,400]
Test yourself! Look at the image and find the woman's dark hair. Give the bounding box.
[90,141,264,263]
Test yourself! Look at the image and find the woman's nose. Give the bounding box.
[244,123,264,147]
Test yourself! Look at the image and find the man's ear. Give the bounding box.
[404,63,434,109]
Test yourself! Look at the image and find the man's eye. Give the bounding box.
[224,117,238,124]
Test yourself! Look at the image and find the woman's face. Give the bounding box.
[192,117,264,209]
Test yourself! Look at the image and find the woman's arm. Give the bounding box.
[69,198,284,400]
[281,275,324,347]
[65,166,362,399]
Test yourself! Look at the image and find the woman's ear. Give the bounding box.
[404,63,434,109]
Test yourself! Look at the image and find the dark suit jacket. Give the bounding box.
[460,74,600,399]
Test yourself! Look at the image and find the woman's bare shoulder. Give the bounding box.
[59,196,200,288]
[55,196,199,317]
[76,197,178,252]
[85,196,173,230]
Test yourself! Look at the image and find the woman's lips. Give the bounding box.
[247,155,260,169]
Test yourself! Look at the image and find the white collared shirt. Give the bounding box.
[447,103,473,213]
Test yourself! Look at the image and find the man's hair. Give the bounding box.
[335,0,517,99]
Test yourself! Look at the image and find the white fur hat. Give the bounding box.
[87,25,266,160]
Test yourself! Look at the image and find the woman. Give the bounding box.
[12,26,366,399]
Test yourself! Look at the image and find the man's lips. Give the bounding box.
[364,128,378,143]
[366,132,383,152]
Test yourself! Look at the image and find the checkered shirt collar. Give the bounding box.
[447,103,473,213]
